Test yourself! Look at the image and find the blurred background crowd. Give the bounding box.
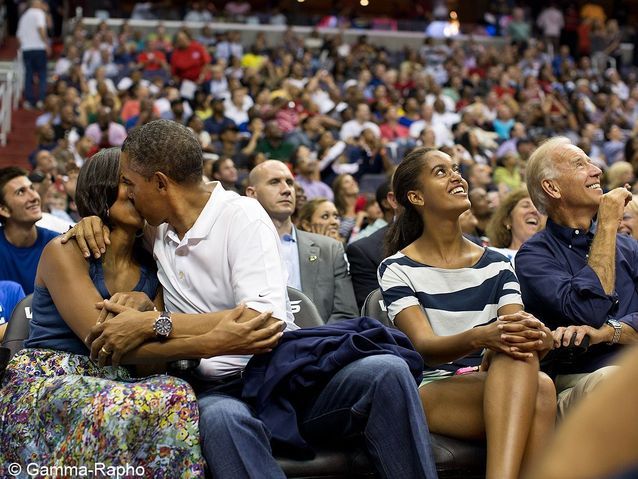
[4,0,638,248]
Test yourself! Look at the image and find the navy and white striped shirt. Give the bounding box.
[378,248,523,369]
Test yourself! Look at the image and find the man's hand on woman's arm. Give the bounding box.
[60,215,110,258]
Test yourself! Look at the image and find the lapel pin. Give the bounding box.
[309,255,317,262]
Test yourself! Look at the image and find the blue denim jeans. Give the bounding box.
[22,49,47,105]
[197,354,438,479]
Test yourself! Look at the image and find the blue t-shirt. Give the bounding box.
[26,256,159,355]
[0,226,58,295]
[0,281,26,325]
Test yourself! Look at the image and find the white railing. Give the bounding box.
[0,57,24,146]
[0,82,7,146]
[79,17,509,52]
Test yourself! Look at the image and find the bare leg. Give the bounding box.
[419,372,487,440]
[420,353,554,479]
[521,372,557,473]
[483,353,540,479]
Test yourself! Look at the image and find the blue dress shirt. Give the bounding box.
[516,218,638,374]
[280,228,302,291]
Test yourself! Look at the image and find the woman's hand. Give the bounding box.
[477,320,535,360]
[477,311,550,360]
[498,311,553,355]
[86,303,156,367]
[95,292,156,324]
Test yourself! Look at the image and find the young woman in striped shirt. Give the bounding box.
[379,147,556,479]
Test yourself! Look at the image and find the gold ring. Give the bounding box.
[100,346,112,355]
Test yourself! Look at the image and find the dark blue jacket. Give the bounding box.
[242,317,423,457]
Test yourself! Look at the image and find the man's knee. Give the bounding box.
[355,354,412,382]
[198,395,257,438]
[557,366,619,417]
[348,355,419,401]
[578,366,619,393]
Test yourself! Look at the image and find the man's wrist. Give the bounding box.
[605,319,623,345]
[145,311,159,340]
[601,323,615,344]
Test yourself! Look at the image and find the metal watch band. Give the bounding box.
[606,320,622,345]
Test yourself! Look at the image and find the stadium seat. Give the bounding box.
[360,288,392,328]
[287,286,325,327]
[2,293,32,356]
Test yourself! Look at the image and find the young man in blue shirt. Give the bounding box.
[0,167,58,295]
[516,137,638,417]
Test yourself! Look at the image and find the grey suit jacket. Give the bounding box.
[296,228,359,323]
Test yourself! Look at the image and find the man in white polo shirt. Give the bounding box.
[66,120,437,479]
[16,0,49,109]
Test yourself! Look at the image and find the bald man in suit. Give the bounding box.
[246,160,358,323]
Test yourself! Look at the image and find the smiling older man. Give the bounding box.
[515,137,638,417]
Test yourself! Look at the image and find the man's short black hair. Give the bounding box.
[0,166,28,205]
[375,180,391,215]
[122,119,203,184]
[0,166,29,225]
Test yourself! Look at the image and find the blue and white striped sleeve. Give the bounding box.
[378,259,420,324]
[496,261,524,310]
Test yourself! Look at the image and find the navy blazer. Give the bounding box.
[242,317,423,457]
[346,226,388,309]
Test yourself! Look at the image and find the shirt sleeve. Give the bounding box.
[36,9,46,29]
[227,209,292,328]
[0,282,25,324]
[496,262,524,310]
[378,261,420,324]
[516,242,618,329]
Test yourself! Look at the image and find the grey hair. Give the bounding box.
[525,136,571,214]
[122,119,203,184]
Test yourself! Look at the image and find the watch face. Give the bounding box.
[155,317,172,337]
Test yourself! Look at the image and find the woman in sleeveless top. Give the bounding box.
[0,148,204,477]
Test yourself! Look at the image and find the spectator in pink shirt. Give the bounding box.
[85,107,127,148]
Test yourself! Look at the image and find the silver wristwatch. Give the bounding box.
[154,311,173,340]
[605,319,622,345]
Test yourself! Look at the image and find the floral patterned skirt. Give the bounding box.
[0,348,205,478]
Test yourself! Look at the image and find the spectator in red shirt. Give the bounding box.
[138,48,168,72]
[379,105,409,141]
[170,30,210,84]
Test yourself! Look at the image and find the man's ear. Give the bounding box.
[407,190,424,206]
[154,172,170,193]
[245,186,256,198]
[0,204,10,221]
[541,179,561,200]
